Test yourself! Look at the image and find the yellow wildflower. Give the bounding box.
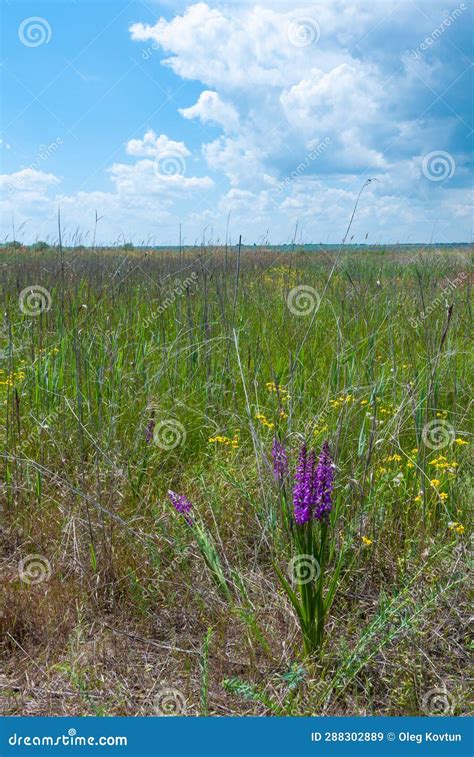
[454,437,468,446]
[208,434,239,448]
[448,522,465,535]
[361,536,373,546]
[313,423,328,436]
[266,381,289,399]
[430,479,441,487]
[255,413,274,430]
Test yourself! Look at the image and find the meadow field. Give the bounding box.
[0,242,472,717]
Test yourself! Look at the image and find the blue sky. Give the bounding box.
[1,0,472,245]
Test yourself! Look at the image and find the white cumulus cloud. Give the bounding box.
[179,91,239,132]
[126,130,190,158]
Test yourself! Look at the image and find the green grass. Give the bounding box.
[0,242,472,716]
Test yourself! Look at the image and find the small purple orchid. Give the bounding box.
[292,441,334,524]
[293,443,310,524]
[313,441,334,521]
[167,489,194,525]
